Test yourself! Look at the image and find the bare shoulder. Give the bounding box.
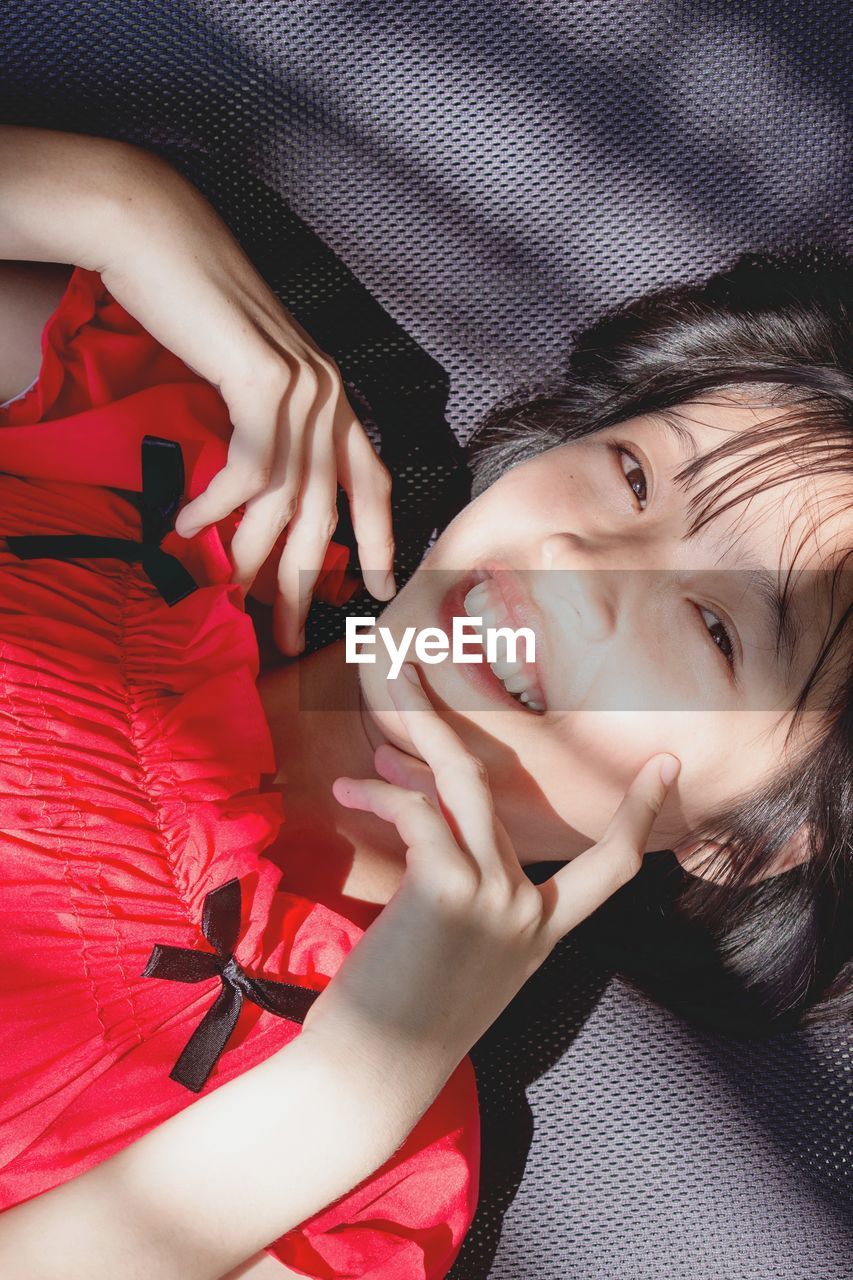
[0,260,74,402]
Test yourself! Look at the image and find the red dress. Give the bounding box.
[0,268,479,1278]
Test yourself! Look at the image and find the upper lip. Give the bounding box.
[474,560,549,703]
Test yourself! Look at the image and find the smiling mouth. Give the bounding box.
[461,565,547,713]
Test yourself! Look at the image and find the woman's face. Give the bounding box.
[358,397,848,866]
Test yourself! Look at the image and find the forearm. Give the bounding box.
[0,125,152,269]
[0,125,287,397]
[0,1028,453,1280]
[0,125,225,287]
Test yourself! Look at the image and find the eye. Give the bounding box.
[696,605,736,671]
[607,442,738,676]
[613,445,649,509]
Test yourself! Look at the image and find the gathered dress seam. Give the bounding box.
[0,634,112,1046]
[116,564,206,942]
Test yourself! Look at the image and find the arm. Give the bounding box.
[0,1027,453,1280]
[0,664,678,1279]
[0,126,142,269]
[0,125,395,649]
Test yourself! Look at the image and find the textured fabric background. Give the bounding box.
[1,3,851,1277]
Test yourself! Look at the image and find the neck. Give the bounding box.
[258,639,408,908]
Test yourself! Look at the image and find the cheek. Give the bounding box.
[482,713,653,849]
[428,450,574,568]
[503,708,785,848]
[664,709,787,829]
[531,713,663,837]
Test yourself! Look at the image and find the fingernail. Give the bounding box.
[400,663,420,686]
[659,755,681,785]
[382,572,397,599]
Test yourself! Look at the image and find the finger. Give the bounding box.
[332,775,467,871]
[227,482,300,594]
[228,355,331,590]
[272,402,339,654]
[541,754,681,945]
[175,424,280,538]
[175,349,321,538]
[335,415,396,602]
[373,742,438,802]
[387,664,516,873]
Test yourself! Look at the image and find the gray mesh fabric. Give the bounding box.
[1,3,851,1277]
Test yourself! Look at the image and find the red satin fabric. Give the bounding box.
[0,269,479,1277]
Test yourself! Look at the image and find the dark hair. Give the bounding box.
[465,250,852,1035]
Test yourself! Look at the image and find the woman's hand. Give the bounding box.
[303,662,680,1080]
[0,126,395,654]
[98,156,395,653]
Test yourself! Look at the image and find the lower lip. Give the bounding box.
[437,569,532,712]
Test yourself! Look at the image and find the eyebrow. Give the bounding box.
[657,413,700,459]
[647,409,832,685]
[704,546,805,677]
[740,564,803,673]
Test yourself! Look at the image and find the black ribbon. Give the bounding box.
[6,435,197,605]
[142,878,320,1093]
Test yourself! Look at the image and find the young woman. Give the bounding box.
[261,242,852,1037]
[0,127,849,1279]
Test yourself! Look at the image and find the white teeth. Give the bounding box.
[462,575,546,712]
[489,654,524,679]
[496,671,545,709]
[463,583,492,614]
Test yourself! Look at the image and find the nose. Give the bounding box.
[540,533,617,642]
[541,532,583,572]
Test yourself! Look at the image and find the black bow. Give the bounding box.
[6,435,197,605]
[142,879,320,1093]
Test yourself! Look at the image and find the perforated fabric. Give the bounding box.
[456,927,852,1279]
[1,3,850,1277]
